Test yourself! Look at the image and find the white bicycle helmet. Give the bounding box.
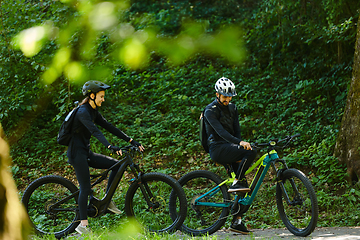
[214,77,237,97]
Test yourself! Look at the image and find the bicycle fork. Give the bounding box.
[129,164,159,210]
[273,160,302,206]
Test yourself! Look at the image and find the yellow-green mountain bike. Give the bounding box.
[170,134,318,237]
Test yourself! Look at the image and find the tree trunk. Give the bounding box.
[0,124,30,239]
[334,15,360,184]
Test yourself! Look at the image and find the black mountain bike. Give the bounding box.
[170,134,318,237]
[22,145,187,239]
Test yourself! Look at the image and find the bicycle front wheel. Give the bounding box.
[276,168,318,237]
[175,170,231,236]
[124,172,187,233]
[21,175,79,239]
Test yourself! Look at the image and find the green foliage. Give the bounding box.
[1,0,360,230]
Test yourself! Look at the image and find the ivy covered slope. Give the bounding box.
[3,0,360,219]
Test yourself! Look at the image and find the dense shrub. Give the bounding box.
[1,1,359,225]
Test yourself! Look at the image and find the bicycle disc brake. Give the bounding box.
[148,196,166,213]
[190,194,206,211]
[44,199,58,226]
[289,194,306,213]
[190,195,207,226]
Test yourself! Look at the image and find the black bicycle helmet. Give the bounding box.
[82,80,111,96]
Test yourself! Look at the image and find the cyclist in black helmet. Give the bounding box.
[67,80,144,235]
[203,77,256,234]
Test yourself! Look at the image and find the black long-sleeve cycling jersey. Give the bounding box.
[67,102,130,161]
[204,99,242,147]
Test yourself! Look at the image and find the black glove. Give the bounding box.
[130,139,142,147]
[108,145,121,154]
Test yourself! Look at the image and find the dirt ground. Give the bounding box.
[174,227,360,240]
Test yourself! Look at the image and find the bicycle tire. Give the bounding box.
[124,172,187,233]
[276,168,318,237]
[21,175,79,239]
[172,170,231,236]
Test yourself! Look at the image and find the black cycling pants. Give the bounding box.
[71,151,120,220]
[209,143,257,180]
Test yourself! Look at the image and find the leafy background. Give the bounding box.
[1,0,360,230]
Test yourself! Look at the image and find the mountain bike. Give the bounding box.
[170,134,318,237]
[21,145,187,239]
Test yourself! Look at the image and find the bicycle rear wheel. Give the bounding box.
[276,168,318,237]
[21,175,79,239]
[124,172,187,233]
[174,170,231,236]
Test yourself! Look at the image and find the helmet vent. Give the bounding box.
[82,81,111,96]
[214,77,237,97]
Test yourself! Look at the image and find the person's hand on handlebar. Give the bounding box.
[130,139,145,152]
[108,145,122,156]
[240,141,252,150]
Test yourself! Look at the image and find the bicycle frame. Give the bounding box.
[192,149,282,209]
[178,134,318,237]
[48,148,146,218]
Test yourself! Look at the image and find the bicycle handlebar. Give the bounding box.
[252,133,300,149]
[110,145,143,158]
[121,145,141,152]
[120,145,144,159]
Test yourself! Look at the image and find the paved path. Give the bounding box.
[213,227,360,240]
[64,226,360,239]
[174,227,360,240]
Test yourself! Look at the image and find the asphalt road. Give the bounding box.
[174,227,360,240]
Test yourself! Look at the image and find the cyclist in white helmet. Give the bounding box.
[203,77,257,234]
